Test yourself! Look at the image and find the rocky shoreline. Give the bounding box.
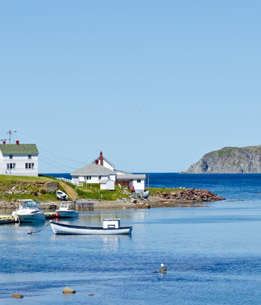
[0,188,224,211]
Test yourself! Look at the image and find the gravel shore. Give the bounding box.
[0,197,211,211]
[0,188,224,211]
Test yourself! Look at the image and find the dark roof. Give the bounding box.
[71,164,117,176]
[0,144,39,155]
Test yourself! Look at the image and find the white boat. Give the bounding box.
[56,203,78,218]
[12,200,45,223]
[141,190,150,199]
[133,190,150,199]
[56,190,69,201]
[50,219,132,235]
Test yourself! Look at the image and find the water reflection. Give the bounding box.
[101,234,131,249]
[15,222,45,228]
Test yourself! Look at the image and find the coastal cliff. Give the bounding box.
[185,146,261,173]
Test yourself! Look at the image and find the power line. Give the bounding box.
[39,158,72,173]
[40,154,78,171]
[17,134,87,165]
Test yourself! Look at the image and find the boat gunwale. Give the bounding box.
[50,221,132,230]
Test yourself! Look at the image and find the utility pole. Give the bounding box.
[8,130,17,144]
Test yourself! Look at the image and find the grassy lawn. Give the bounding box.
[76,183,131,200]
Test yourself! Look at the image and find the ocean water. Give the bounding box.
[1,174,261,304]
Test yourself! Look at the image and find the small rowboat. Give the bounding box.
[50,219,132,235]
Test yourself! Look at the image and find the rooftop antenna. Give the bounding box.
[7,130,17,144]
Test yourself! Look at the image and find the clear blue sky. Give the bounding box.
[0,0,260,173]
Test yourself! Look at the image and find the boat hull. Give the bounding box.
[50,221,132,235]
[56,210,79,218]
[16,213,45,223]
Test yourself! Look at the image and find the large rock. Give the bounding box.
[62,287,76,294]
[45,182,58,192]
[185,146,261,173]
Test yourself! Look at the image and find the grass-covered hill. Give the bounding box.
[0,176,224,204]
[0,175,132,202]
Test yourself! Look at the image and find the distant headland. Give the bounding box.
[185,146,261,174]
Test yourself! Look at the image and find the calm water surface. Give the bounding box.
[0,202,261,304]
[1,174,261,304]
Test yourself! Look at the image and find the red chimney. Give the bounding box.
[3,141,6,144]
[95,159,98,165]
[100,151,103,166]
[16,140,19,145]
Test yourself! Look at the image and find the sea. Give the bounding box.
[1,173,261,305]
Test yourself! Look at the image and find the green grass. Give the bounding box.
[206,146,261,159]
[0,175,58,202]
[0,175,54,183]
[148,187,182,196]
[75,183,131,200]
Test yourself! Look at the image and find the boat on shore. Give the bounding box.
[56,202,78,218]
[50,219,132,235]
[12,200,45,223]
[132,190,150,199]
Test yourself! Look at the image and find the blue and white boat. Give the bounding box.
[12,200,45,223]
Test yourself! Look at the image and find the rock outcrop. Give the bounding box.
[185,146,261,173]
[155,188,224,201]
[62,287,76,294]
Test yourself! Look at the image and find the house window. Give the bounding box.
[9,155,13,159]
[137,180,141,183]
[25,163,34,169]
[7,163,15,169]
[86,176,91,180]
[28,155,32,159]
[98,176,101,180]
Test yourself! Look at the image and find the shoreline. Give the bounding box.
[0,197,216,212]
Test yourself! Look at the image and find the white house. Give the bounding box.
[71,151,146,192]
[0,141,39,176]
[71,163,117,185]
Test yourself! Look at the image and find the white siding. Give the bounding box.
[0,154,38,176]
[109,174,116,181]
[72,174,116,184]
[100,179,115,190]
[130,179,145,192]
[0,151,3,174]
[99,159,114,171]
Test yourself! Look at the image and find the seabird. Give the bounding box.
[161,263,167,269]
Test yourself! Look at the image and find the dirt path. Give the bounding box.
[58,181,78,199]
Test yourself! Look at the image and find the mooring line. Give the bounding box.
[27,221,51,234]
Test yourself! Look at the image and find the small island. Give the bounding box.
[185,146,261,174]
